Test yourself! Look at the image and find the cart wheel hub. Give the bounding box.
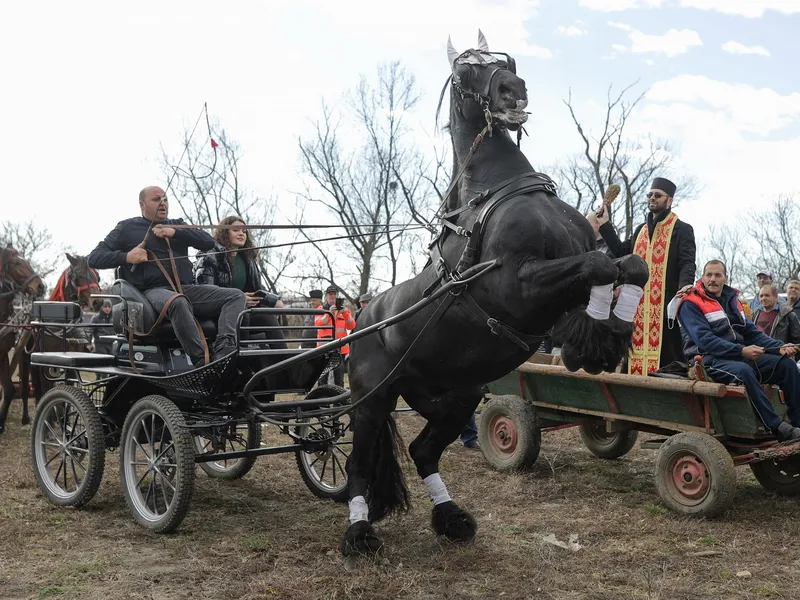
[489,415,518,454]
[670,455,709,501]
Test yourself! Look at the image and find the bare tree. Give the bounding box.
[0,220,69,280]
[699,224,749,291]
[746,194,800,290]
[555,83,698,238]
[160,115,295,292]
[296,62,440,299]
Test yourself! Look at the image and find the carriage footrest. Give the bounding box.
[30,352,116,368]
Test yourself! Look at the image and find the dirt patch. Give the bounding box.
[1,401,799,600]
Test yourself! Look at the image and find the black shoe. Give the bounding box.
[211,336,237,363]
[774,421,800,442]
[463,440,480,450]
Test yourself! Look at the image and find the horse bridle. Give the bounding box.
[0,249,41,300]
[66,265,101,305]
[448,49,517,121]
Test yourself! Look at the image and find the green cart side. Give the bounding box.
[480,360,800,518]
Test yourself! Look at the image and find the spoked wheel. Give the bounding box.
[478,395,541,472]
[654,432,736,518]
[295,385,351,502]
[194,422,262,480]
[120,395,195,533]
[579,421,639,459]
[750,455,800,496]
[31,386,105,508]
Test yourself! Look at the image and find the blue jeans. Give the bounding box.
[704,353,800,430]
[460,412,478,445]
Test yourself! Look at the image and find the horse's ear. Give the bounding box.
[477,29,489,52]
[65,252,77,265]
[447,35,459,66]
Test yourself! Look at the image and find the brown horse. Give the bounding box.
[0,246,45,433]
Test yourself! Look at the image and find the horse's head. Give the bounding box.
[65,253,102,311]
[0,246,45,300]
[446,30,528,131]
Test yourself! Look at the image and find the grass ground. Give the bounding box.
[1,400,799,600]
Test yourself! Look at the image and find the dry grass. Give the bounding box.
[1,401,799,600]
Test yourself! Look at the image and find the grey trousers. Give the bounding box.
[143,285,246,361]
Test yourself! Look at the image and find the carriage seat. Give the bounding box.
[110,280,217,342]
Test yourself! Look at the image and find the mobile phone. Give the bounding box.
[335,297,344,310]
[253,290,267,298]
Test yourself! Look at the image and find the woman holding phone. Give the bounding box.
[193,216,285,347]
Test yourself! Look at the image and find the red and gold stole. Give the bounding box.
[628,212,678,376]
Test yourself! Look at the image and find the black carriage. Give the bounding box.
[28,279,353,533]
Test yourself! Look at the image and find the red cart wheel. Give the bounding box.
[478,396,540,472]
[654,432,736,518]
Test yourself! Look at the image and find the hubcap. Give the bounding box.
[668,454,710,504]
[489,415,518,454]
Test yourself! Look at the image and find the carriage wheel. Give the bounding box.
[654,432,736,518]
[750,456,800,496]
[195,422,262,480]
[31,386,105,508]
[579,421,639,459]
[295,385,351,502]
[478,395,541,472]
[120,395,195,533]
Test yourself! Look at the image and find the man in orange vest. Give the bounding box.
[315,285,356,388]
[589,177,697,375]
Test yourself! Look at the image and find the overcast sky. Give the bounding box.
[2,0,798,290]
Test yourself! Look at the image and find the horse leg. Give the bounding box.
[20,346,30,426]
[519,250,647,374]
[0,353,12,435]
[340,385,409,557]
[405,385,482,543]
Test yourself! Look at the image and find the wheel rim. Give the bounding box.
[665,453,710,505]
[123,411,179,522]
[758,458,800,484]
[488,414,518,454]
[194,424,251,473]
[34,399,91,499]
[583,422,617,447]
[298,417,351,493]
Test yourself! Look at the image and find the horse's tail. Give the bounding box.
[366,414,410,523]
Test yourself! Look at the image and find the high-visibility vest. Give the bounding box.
[314,309,356,354]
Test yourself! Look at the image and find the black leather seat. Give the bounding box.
[110,280,217,342]
[30,352,116,368]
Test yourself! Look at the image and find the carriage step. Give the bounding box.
[30,352,117,368]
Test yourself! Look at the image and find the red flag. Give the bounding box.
[210,138,219,149]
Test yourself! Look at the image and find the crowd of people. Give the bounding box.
[85,182,800,447]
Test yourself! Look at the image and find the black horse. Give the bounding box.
[340,32,648,556]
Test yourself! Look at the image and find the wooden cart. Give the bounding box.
[480,356,800,518]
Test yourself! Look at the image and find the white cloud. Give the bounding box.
[579,0,663,10]
[722,40,770,56]
[555,24,588,37]
[679,0,800,18]
[612,43,628,53]
[608,22,702,56]
[645,58,655,65]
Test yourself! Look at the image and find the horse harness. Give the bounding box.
[0,248,40,301]
[425,171,558,352]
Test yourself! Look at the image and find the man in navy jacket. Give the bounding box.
[88,186,245,366]
[677,260,800,441]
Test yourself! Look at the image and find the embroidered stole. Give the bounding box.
[628,212,678,376]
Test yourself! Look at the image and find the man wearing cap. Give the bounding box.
[354,293,372,322]
[589,177,697,375]
[90,299,115,354]
[749,271,784,314]
[315,286,356,387]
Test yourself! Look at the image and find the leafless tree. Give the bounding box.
[160,115,295,293]
[0,220,69,280]
[698,224,749,291]
[296,61,441,299]
[555,83,698,238]
[746,194,800,290]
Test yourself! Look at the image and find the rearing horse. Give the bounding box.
[340,32,648,556]
[0,246,45,433]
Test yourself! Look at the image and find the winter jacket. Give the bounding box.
[752,304,800,344]
[677,280,782,361]
[315,308,356,355]
[90,310,115,344]
[88,216,215,290]
[193,243,263,292]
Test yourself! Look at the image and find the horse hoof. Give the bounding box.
[431,501,477,543]
[340,520,383,557]
[21,418,30,426]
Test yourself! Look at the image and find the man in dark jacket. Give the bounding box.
[90,300,115,354]
[87,186,245,365]
[589,177,696,375]
[752,284,800,344]
[677,260,800,441]
[787,280,800,321]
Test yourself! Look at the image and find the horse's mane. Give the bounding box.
[49,270,69,302]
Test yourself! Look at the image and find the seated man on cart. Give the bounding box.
[87,186,246,367]
[677,260,800,442]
